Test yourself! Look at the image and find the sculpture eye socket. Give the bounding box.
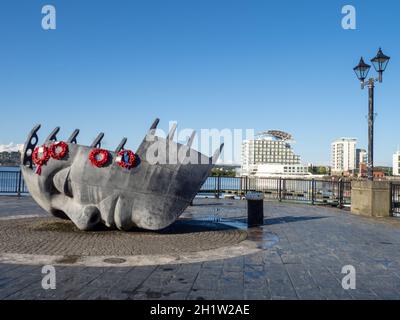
[52,167,73,197]
[65,177,73,198]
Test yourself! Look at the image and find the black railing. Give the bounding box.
[0,169,387,211]
[391,183,400,216]
[0,170,29,195]
[200,176,351,207]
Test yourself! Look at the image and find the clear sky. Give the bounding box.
[0,0,399,165]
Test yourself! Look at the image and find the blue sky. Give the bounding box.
[0,0,399,165]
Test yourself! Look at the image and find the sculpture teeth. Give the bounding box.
[137,118,160,155]
[186,131,196,148]
[166,123,177,141]
[45,127,60,142]
[25,124,41,145]
[90,132,104,148]
[67,129,79,144]
[211,143,224,164]
[150,118,160,130]
[22,124,41,168]
[147,118,160,137]
[115,137,127,153]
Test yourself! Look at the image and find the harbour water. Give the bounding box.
[0,166,27,195]
[0,166,20,171]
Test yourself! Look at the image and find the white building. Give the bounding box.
[331,138,357,174]
[241,130,308,177]
[393,151,400,176]
[355,148,367,171]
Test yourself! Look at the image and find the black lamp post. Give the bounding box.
[353,48,390,181]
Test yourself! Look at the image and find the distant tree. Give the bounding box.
[308,166,328,175]
[211,168,236,177]
[317,167,328,175]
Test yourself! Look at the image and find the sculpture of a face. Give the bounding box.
[20,119,222,231]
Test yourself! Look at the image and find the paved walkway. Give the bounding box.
[1,196,400,299]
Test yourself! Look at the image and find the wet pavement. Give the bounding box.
[1,196,400,299]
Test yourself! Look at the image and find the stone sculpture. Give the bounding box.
[20,119,223,231]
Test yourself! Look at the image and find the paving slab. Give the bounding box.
[2,196,400,299]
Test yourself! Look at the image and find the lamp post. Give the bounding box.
[353,48,390,181]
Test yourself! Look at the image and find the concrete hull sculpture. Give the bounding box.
[21,119,223,231]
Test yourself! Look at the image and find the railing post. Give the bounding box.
[311,179,315,205]
[389,182,393,216]
[17,171,22,197]
[338,179,344,209]
[218,175,221,198]
[278,177,282,202]
[214,176,218,199]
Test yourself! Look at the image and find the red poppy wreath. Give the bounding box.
[116,149,136,169]
[89,148,109,167]
[49,141,69,160]
[32,145,50,175]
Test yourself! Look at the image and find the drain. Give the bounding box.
[103,257,127,264]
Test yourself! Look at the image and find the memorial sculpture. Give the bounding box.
[20,119,223,231]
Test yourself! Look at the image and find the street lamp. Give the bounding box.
[353,48,390,181]
[353,57,371,89]
[371,48,391,82]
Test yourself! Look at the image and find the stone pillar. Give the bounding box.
[351,180,391,217]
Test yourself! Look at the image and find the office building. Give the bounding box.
[331,138,357,175]
[393,151,400,176]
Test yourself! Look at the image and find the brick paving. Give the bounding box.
[1,196,400,299]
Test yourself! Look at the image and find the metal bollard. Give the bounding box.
[246,192,264,227]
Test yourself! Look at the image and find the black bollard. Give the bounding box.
[246,193,264,227]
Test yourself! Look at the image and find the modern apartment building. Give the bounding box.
[355,148,367,171]
[331,138,357,174]
[241,130,308,177]
[393,151,400,176]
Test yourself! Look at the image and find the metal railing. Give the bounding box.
[1,169,394,213]
[200,176,351,207]
[0,170,28,195]
[391,183,400,215]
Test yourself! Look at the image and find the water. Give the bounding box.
[0,166,20,171]
[201,177,242,191]
[0,167,26,194]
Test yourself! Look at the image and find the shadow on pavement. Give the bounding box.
[265,216,327,225]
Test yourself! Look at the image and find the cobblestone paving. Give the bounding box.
[0,217,247,255]
[2,196,400,299]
